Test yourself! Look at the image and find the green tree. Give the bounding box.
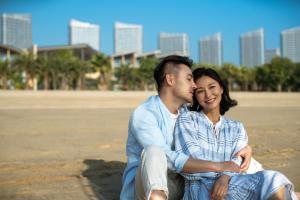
[138,57,158,90]
[114,64,139,90]
[14,53,38,90]
[268,57,294,91]
[35,56,51,90]
[237,66,256,91]
[255,65,270,91]
[91,53,111,90]
[0,59,10,89]
[49,50,76,90]
[288,62,300,91]
[71,59,93,90]
[220,63,238,91]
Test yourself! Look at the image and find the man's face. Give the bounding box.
[172,64,196,104]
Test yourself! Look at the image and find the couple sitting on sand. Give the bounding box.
[120,55,298,200]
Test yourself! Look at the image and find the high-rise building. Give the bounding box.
[159,32,189,56]
[265,48,280,63]
[240,28,264,67]
[69,19,100,51]
[114,22,143,54]
[199,33,223,65]
[0,13,32,49]
[281,27,300,63]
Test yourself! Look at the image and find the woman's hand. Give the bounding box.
[235,145,252,172]
[210,175,230,200]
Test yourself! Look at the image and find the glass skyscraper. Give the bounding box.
[114,22,143,54]
[281,27,300,63]
[0,13,32,49]
[69,19,100,51]
[199,33,223,65]
[240,28,264,67]
[159,32,189,57]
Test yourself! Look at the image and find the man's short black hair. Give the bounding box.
[153,55,193,92]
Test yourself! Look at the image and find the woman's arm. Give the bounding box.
[175,112,242,174]
[211,174,231,200]
[182,158,241,173]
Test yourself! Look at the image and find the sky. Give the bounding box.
[1,0,300,65]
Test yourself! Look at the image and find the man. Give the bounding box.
[120,55,252,200]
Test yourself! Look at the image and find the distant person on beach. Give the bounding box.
[174,67,298,200]
[120,55,256,200]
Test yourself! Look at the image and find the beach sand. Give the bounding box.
[0,91,299,199]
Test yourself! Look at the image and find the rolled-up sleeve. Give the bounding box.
[221,122,248,177]
[174,112,208,179]
[131,108,189,172]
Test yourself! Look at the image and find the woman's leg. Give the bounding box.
[261,170,296,200]
[267,186,285,200]
[226,171,297,200]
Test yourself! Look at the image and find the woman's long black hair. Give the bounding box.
[190,68,237,115]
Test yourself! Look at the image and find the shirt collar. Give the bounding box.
[200,111,223,129]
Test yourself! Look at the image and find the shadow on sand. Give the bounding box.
[81,159,126,200]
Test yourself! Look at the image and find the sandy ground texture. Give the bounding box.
[0,91,299,200]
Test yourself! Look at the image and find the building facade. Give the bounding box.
[199,32,223,65]
[281,27,300,63]
[264,48,280,63]
[69,19,100,51]
[114,22,143,54]
[159,32,189,56]
[240,28,264,67]
[0,13,32,49]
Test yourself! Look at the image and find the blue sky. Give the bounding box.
[1,0,300,65]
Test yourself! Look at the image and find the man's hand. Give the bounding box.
[235,145,252,172]
[211,175,230,200]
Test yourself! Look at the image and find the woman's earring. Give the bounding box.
[197,104,200,111]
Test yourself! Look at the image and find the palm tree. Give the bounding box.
[70,58,93,90]
[237,66,256,91]
[35,56,51,90]
[255,65,270,91]
[91,53,111,90]
[138,57,158,90]
[0,59,10,89]
[114,64,137,90]
[220,63,238,91]
[50,50,75,90]
[269,57,294,91]
[14,53,38,90]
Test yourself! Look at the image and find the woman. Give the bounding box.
[174,68,297,200]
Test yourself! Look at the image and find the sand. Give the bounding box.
[0,91,299,199]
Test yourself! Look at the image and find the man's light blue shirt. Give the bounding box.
[120,95,190,200]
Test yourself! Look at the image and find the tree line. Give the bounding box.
[0,50,299,91]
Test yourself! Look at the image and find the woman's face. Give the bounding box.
[195,75,223,114]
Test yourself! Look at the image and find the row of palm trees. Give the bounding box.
[0,50,111,90]
[0,51,299,91]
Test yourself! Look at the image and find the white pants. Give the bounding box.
[135,146,184,200]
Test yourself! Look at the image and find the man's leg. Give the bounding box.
[135,145,184,200]
[135,145,168,200]
[167,171,184,200]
